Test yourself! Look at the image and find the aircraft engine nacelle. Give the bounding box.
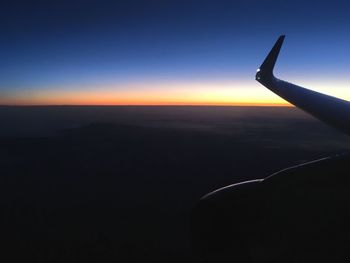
[191,154,350,263]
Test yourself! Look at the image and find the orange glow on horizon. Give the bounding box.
[1,79,348,107]
[0,100,291,107]
[0,81,293,106]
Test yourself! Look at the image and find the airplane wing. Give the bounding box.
[256,35,350,135]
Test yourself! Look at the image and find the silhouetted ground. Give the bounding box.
[0,106,349,262]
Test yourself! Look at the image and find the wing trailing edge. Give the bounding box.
[256,35,350,135]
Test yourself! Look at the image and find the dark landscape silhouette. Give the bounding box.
[0,106,349,262]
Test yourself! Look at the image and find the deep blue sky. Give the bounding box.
[0,0,349,105]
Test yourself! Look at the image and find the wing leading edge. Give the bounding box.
[256,35,350,135]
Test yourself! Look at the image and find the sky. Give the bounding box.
[0,0,349,105]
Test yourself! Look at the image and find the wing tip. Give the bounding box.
[256,35,285,82]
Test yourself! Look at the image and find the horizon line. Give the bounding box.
[0,103,293,107]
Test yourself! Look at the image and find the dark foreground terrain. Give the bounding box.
[0,106,349,262]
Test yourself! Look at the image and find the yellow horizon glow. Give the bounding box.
[1,79,348,106]
[0,81,286,106]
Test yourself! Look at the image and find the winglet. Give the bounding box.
[256,35,285,82]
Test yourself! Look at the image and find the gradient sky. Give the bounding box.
[0,0,349,105]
